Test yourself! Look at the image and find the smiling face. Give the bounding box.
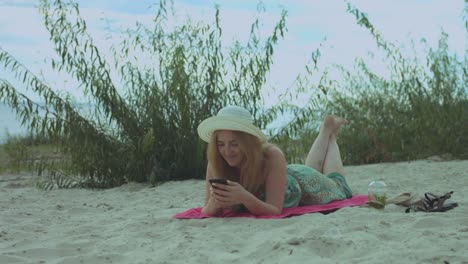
[216,130,244,168]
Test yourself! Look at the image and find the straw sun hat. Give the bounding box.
[197,105,268,143]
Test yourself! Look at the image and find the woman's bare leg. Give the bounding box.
[323,134,345,175]
[305,115,347,173]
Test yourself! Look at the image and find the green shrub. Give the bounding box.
[0,0,292,187]
[279,4,467,165]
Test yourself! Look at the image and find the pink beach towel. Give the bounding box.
[173,195,368,219]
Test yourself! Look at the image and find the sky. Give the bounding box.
[0,0,466,107]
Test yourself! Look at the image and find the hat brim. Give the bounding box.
[197,116,268,143]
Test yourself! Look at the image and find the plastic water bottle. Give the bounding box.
[368,180,387,209]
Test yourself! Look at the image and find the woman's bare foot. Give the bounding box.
[321,115,348,135]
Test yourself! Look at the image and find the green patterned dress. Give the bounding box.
[283,164,353,208]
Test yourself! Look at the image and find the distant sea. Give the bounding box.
[0,102,303,143]
[0,102,97,143]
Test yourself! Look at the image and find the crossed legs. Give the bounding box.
[305,115,348,175]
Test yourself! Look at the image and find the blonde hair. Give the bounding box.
[207,130,270,195]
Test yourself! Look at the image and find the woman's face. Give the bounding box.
[216,130,244,168]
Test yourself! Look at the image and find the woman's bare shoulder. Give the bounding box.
[263,144,287,180]
[264,144,286,162]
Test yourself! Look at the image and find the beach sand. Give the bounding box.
[1,159,467,264]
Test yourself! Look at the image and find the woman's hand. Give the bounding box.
[210,180,252,208]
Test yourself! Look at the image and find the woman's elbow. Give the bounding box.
[273,208,283,215]
[265,206,283,216]
[201,206,222,217]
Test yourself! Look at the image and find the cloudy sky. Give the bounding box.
[0,0,465,105]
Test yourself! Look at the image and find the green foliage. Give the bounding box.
[333,4,467,164]
[0,0,290,188]
[0,1,465,189]
[279,4,467,165]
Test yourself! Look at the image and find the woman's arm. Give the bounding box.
[242,146,287,215]
[201,164,224,216]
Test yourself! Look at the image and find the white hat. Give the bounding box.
[197,105,268,142]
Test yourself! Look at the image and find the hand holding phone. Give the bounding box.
[209,178,228,188]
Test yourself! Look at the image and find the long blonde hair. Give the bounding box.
[207,130,270,195]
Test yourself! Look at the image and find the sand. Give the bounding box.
[1,159,467,264]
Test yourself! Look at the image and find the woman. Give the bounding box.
[197,105,352,216]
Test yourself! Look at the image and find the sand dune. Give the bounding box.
[1,159,467,264]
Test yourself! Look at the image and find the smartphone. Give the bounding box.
[208,178,228,187]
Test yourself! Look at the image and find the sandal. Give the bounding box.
[405,191,458,213]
